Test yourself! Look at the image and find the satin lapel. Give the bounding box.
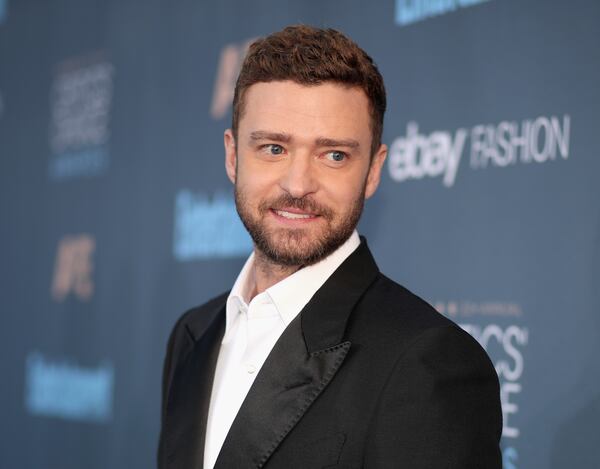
[214,239,379,468]
[214,314,351,469]
[301,238,379,353]
[165,308,225,469]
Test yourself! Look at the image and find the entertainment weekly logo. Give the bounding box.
[25,351,114,423]
[395,0,492,27]
[0,0,7,24]
[173,190,252,261]
[435,300,527,469]
[388,114,571,187]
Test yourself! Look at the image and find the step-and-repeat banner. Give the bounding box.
[1,0,599,467]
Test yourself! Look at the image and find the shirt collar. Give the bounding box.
[225,231,360,338]
[225,250,256,333]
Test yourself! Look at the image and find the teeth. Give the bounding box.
[275,210,313,219]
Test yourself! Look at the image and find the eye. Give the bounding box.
[262,144,285,155]
[325,151,347,162]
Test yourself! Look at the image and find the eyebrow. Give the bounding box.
[315,137,360,149]
[249,131,360,149]
[249,131,291,143]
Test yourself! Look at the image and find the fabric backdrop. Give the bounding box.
[1,0,599,467]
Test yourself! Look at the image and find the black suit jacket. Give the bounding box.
[158,240,502,468]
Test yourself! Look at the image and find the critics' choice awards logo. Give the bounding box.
[25,352,114,423]
[395,0,492,26]
[173,190,252,261]
[211,38,255,120]
[388,115,571,187]
[436,300,526,469]
[51,234,95,301]
[48,53,114,181]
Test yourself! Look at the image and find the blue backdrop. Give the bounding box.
[1,0,599,467]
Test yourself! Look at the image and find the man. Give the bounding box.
[158,25,502,469]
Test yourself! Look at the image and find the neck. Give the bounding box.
[249,249,301,300]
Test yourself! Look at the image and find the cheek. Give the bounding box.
[236,166,280,202]
[319,172,367,206]
[328,189,359,209]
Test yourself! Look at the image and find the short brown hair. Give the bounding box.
[232,25,387,156]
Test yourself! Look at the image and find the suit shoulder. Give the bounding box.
[350,273,482,355]
[172,290,229,339]
[177,290,230,324]
[352,273,499,396]
[361,272,454,329]
[162,291,228,377]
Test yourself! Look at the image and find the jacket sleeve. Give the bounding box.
[363,325,503,468]
[157,312,194,468]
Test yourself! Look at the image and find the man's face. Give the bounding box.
[224,80,387,266]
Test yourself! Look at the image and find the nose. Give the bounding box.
[279,154,318,198]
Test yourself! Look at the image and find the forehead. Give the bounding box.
[238,81,372,144]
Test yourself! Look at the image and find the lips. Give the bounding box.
[273,209,316,219]
[260,195,332,222]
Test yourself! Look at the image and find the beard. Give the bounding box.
[234,184,366,267]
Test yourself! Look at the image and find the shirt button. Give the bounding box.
[245,363,256,374]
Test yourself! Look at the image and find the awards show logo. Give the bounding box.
[25,352,114,423]
[395,0,492,26]
[173,190,252,261]
[388,114,571,187]
[211,38,255,120]
[51,234,95,301]
[436,300,527,469]
[48,52,114,181]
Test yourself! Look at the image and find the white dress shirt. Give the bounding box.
[203,231,360,469]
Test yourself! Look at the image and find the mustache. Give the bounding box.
[259,193,334,218]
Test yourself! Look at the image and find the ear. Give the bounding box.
[365,143,387,199]
[224,129,237,184]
